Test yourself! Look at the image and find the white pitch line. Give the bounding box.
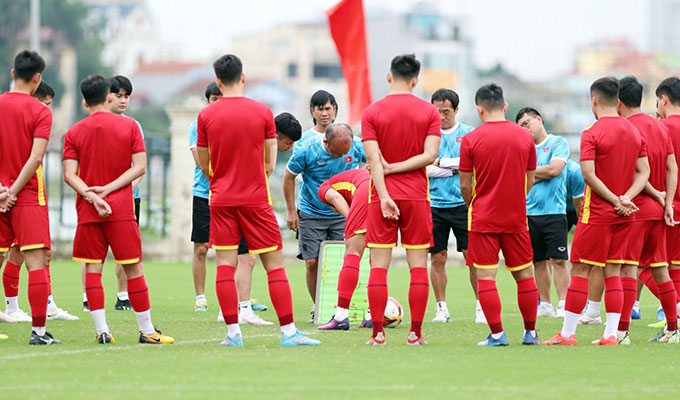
[0,331,318,361]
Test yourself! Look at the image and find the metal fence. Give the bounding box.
[44,134,171,239]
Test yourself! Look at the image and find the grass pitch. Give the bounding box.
[0,260,677,399]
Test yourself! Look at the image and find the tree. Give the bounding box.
[0,0,111,116]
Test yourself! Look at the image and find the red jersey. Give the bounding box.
[661,115,680,209]
[63,112,145,224]
[0,92,52,206]
[579,116,646,225]
[361,94,440,202]
[196,97,276,207]
[318,168,370,206]
[628,113,673,221]
[459,121,536,233]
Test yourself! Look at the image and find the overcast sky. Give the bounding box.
[147,0,650,81]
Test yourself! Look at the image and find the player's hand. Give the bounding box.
[86,193,112,218]
[380,197,400,220]
[286,210,299,231]
[86,185,111,199]
[380,156,393,175]
[615,195,638,216]
[664,205,678,227]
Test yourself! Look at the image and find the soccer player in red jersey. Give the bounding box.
[636,77,680,341]
[0,81,78,323]
[459,83,539,346]
[615,76,679,343]
[544,77,649,346]
[62,75,174,344]
[196,54,319,347]
[0,50,60,345]
[362,54,441,346]
[316,164,371,330]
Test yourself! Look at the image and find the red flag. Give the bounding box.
[327,0,371,126]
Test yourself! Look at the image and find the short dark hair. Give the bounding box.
[109,75,133,95]
[390,54,420,81]
[590,77,619,107]
[13,50,46,82]
[515,107,542,123]
[213,54,242,85]
[80,75,111,106]
[618,76,643,108]
[309,90,338,125]
[275,112,302,141]
[325,123,353,145]
[33,81,55,101]
[431,88,460,109]
[475,83,505,111]
[204,82,221,99]
[656,77,680,106]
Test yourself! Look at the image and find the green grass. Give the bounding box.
[0,260,677,399]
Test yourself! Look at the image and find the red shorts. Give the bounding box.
[210,205,282,254]
[73,220,142,264]
[365,200,433,249]
[626,220,667,267]
[570,222,632,267]
[667,224,680,266]
[0,205,51,252]
[345,182,368,240]
[467,230,533,271]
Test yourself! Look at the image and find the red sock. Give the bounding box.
[564,276,589,314]
[639,268,660,298]
[127,275,151,312]
[408,267,429,337]
[618,277,637,332]
[46,263,52,296]
[658,280,679,331]
[2,261,21,298]
[267,268,294,326]
[478,279,503,334]
[85,272,105,311]
[216,265,238,325]
[516,277,538,331]
[367,268,388,337]
[669,269,680,300]
[603,276,623,314]
[337,254,361,309]
[28,269,48,328]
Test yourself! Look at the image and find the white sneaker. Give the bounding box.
[47,308,80,321]
[555,305,565,318]
[239,313,274,326]
[0,310,17,323]
[217,312,224,323]
[5,309,32,322]
[432,308,450,323]
[577,313,602,325]
[537,305,556,318]
[475,306,487,324]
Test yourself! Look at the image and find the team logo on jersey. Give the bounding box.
[558,246,566,252]
[543,147,550,152]
[456,137,463,142]
[316,160,327,166]
[345,156,353,163]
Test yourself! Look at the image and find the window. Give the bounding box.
[287,63,297,78]
[313,63,343,80]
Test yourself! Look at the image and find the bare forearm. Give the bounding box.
[584,176,619,205]
[535,165,559,180]
[265,139,277,178]
[105,165,146,194]
[64,173,91,197]
[9,156,42,197]
[666,160,678,207]
[623,171,650,200]
[283,173,297,211]
[386,154,437,175]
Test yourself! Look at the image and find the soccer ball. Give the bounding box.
[383,297,403,328]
